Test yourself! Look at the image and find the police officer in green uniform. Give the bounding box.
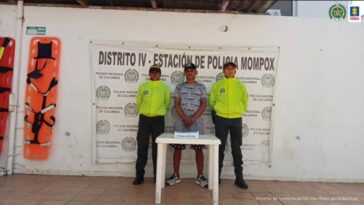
[133,65,170,185]
[209,62,249,189]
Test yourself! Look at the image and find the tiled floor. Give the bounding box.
[0,175,363,205]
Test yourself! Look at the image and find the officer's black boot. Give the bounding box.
[234,167,248,189]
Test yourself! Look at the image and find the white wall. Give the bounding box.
[1,4,364,182]
[0,5,16,36]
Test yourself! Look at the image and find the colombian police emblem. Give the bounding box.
[124,68,139,83]
[124,103,138,117]
[219,88,225,94]
[121,137,137,152]
[329,3,346,21]
[96,86,111,100]
[261,74,275,88]
[96,120,111,135]
[171,71,184,85]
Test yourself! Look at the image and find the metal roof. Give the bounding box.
[2,0,278,14]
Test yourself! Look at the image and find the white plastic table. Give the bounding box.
[155,133,221,205]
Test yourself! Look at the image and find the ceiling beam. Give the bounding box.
[76,0,88,7]
[2,0,16,3]
[219,0,230,12]
[246,0,261,12]
[151,0,158,9]
[229,0,253,12]
[255,0,278,13]
[246,0,277,13]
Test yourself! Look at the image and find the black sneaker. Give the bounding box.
[195,175,208,188]
[235,179,248,189]
[133,177,144,185]
[166,174,181,186]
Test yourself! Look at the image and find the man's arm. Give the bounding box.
[164,86,171,111]
[209,84,216,110]
[191,98,207,122]
[174,96,193,127]
[241,85,248,112]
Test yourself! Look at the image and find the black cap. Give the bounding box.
[149,65,161,73]
[223,62,237,69]
[184,63,197,70]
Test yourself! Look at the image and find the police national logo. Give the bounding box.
[96,120,111,135]
[219,88,226,95]
[261,74,275,88]
[96,86,111,100]
[216,72,224,81]
[124,103,138,117]
[329,3,346,21]
[242,123,249,138]
[171,71,184,85]
[262,106,272,121]
[124,68,139,83]
[349,6,361,22]
[121,137,137,152]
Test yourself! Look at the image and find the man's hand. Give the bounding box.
[183,117,194,128]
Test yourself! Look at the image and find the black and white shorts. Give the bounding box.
[170,144,206,150]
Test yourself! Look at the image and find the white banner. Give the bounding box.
[90,41,279,165]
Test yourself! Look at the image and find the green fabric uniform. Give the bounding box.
[209,77,248,118]
[137,80,170,117]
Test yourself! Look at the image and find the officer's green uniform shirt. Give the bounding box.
[137,80,170,117]
[209,77,248,118]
